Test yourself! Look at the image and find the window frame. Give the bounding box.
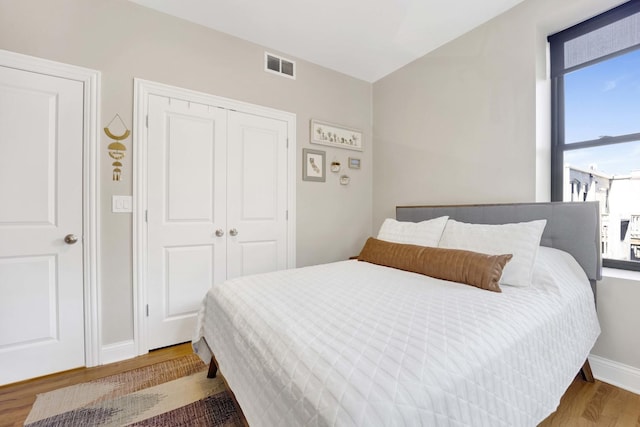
[549,0,640,271]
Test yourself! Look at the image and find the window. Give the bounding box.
[549,0,640,271]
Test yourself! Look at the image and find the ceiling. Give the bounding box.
[129,0,525,82]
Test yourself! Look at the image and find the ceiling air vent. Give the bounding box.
[265,52,296,79]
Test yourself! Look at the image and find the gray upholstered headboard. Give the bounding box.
[396,202,601,295]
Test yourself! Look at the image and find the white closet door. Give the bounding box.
[146,94,227,350]
[0,66,85,385]
[226,111,289,279]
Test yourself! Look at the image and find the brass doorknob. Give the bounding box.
[64,234,78,244]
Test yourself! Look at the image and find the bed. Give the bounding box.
[193,202,601,426]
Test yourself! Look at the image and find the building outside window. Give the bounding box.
[549,0,640,270]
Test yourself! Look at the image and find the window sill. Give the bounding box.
[602,267,640,282]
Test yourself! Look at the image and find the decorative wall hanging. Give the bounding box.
[310,119,363,151]
[104,114,130,181]
[348,157,361,169]
[302,148,326,182]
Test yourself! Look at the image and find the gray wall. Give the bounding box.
[372,0,626,228]
[372,0,639,372]
[594,275,640,368]
[0,0,372,346]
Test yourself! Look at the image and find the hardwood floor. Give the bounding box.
[540,377,640,426]
[0,342,193,427]
[1,345,638,427]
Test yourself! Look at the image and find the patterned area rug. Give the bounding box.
[24,354,244,426]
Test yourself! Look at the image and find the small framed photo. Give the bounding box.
[348,157,361,169]
[303,148,326,182]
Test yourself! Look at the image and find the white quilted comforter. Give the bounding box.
[193,247,600,426]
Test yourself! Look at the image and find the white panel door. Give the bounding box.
[0,66,85,385]
[146,94,227,350]
[227,111,288,279]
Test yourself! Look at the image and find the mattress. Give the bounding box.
[193,246,600,426]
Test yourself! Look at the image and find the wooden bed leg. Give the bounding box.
[207,357,218,378]
[580,359,594,383]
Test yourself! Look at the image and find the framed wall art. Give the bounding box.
[302,148,326,182]
[310,119,363,151]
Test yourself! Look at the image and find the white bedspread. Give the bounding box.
[193,247,600,426]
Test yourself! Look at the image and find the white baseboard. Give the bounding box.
[589,354,640,395]
[100,340,137,365]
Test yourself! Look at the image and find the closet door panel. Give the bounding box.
[146,95,227,350]
[227,111,288,279]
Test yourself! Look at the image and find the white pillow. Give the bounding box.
[438,219,547,287]
[377,216,449,247]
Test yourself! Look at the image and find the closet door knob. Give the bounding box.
[215,229,224,237]
[64,234,78,244]
[229,228,238,236]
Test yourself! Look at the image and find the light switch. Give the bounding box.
[112,195,132,213]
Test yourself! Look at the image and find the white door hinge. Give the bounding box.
[145,115,149,128]
[145,210,148,222]
[146,304,149,317]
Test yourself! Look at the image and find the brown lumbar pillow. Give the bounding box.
[357,237,512,292]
